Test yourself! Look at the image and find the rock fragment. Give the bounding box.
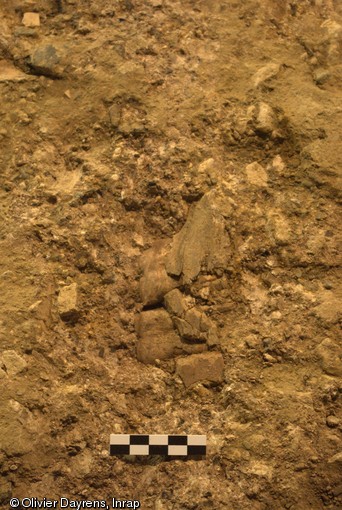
[254,102,278,135]
[0,350,27,376]
[176,352,224,387]
[164,289,192,318]
[326,415,339,428]
[135,309,182,364]
[29,44,63,78]
[139,240,178,306]
[0,60,33,82]
[253,62,280,88]
[165,188,232,283]
[316,338,342,377]
[164,289,218,344]
[109,104,121,127]
[58,282,79,322]
[22,13,40,27]
[245,162,268,186]
[328,452,342,465]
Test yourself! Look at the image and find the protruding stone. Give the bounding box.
[0,351,27,376]
[0,60,33,82]
[316,338,342,377]
[164,289,191,317]
[326,415,339,428]
[254,102,278,135]
[22,13,40,27]
[139,240,178,306]
[173,317,205,342]
[253,63,280,88]
[58,282,79,322]
[246,162,268,187]
[165,188,232,283]
[109,104,121,127]
[136,309,181,364]
[29,44,63,78]
[176,352,224,387]
[328,452,342,465]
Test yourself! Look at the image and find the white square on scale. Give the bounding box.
[110,434,130,445]
[168,445,188,456]
[130,444,149,455]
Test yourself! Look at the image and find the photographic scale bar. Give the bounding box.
[110,435,206,456]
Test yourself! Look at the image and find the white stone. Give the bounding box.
[253,63,280,87]
[246,162,268,186]
[0,351,27,376]
[22,13,40,27]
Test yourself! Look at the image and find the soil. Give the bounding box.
[0,1,341,509]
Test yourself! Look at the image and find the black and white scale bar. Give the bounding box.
[110,435,206,456]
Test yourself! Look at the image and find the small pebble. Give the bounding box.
[326,415,340,428]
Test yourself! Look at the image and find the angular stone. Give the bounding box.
[245,162,268,187]
[0,350,27,376]
[314,289,341,324]
[136,309,181,364]
[22,13,40,27]
[254,102,278,135]
[165,188,232,283]
[316,338,342,377]
[173,317,202,342]
[328,452,342,465]
[253,63,280,88]
[58,282,79,322]
[185,307,203,330]
[326,415,339,428]
[164,289,190,317]
[176,352,225,387]
[109,104,121,127]
[0,60,33,82]
[29,44,62,78]
[139,240,178,306]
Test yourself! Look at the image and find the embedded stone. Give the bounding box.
[29,44,63,78]
[0,351,27,377]
[176,352,225,387]
[22,13,40,27]
[164,289,190,317]
[316,338,342,377]
[253,63,280,88]
[58,282,79,322]
[139,240,178,306]
[255,102,278,135]
[136,309,181,364]
[246,162,268,187]
[165,188,232,283]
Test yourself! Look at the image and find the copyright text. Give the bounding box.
[9,497,140,509]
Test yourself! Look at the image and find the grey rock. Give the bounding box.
[139,240,178,306]
[58,282,79,322]
[135,309,181,364]
[0,350,27,376]
[165,188,232,283]
[14,27,38,38]
[29,44,63,78]
[176,351,225,387]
